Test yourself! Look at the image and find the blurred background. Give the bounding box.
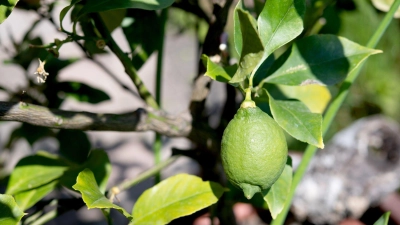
[0,0,400,224]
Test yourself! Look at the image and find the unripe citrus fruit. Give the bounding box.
[221,101,287,199]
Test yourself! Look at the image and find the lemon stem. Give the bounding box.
[245,88,252,101]
[241,89,256,108]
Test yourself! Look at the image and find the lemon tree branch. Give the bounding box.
[0,101,191,136]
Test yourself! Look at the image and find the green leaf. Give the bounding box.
[78,0,174,17]
[14,181,58,211]
[5,123,53,148]
[202,55,238,82]
[59,0,81,31]
[233,0,244,55]
[6,151,68,195]
[99,9,126,32]
[122,9,161,70]
[278,84,331,113]
[373,212,391,225]
[263,35,382,86]
[57,130,91,164]
[0,194,24,225]
[60,150,111,193]
[372,0,400,18]
[58,82,110,104]
[0,0,19,24]
[269,95,324,148]
[230,9,264,83]
[73,169,132,219]
[257,0,305,56]
[253,53,275,85]
[262,157,292,219]
[131,174,225,225]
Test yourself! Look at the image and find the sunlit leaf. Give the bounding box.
[373,212,391,225]
[131,174,225,225]
[278,84,331,113]
[231,9,264,83]
[202,55,237,82]
[262,35,382,86]
[0,194,24,225]
[0,0,19,24]
[14,181,58,211]
[257,0,305,56]
[60,150,111,193]
[269,95,324,148]
[262,157,292,219]
[233,0,244,55]
[73,169,132,219]
[6,152,68,195]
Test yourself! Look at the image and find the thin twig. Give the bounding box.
[107,156,180,201]
[91,13,159,109]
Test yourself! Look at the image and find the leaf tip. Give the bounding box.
[318,141,325,149]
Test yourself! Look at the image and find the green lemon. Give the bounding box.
[221,101,288,199]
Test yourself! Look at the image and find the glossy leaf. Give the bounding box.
[78,0,174,17]
[263,35,382,86]
[374,212,391,225]
[0,0,19,24]
[231,9,264,83]
[202,55,238,82]
[58,82,110,104]
[122,9,161,70]
[257,0,305,56]
[60,150,111,193]
[73,169,132,219]
[253,53,275,85]
[278,84,331,113]
[6,151,68,195]
[0,194,24,225]
[372,0,400,18]
[233,0,244,55]
[57,130,91,164]
[14,181,58,211]
[262,157,292,219]
[269,95,324,148]
[131,174,225,225]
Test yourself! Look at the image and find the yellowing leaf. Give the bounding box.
[278,84,331,113]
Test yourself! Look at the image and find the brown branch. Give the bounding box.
[190,0,234,120]
[0,101,191,136]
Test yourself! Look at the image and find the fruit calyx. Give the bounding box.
[241,88,256,108]
[241,100,256,108]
